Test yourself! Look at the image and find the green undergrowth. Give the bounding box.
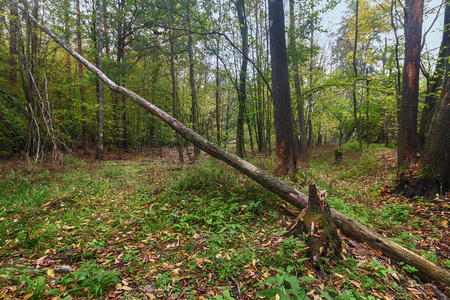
[0,150,446,299]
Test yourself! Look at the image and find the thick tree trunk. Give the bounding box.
[397,0,423,169]
[22,10,450,287]
[269,0,297,178]
[418,0,450,151]
[421,68,450,192]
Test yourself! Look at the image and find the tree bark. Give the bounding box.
[397,0,423,170]
[352,0,362,153]
[76,0,90,155]
[167,0,183,162]
[288,184,341,278]
[269,0,297,179]
[289,0,307,158]
[421,60,450,192]
[22,9,450,287]
[235,0,248,158]
[9,0,18,86]
[187,0,200,158]
[96,0,104,160]
[418,0,450,151]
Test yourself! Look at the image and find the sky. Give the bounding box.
[319,0,444,55]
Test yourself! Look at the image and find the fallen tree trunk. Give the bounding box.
[18,4,450,288]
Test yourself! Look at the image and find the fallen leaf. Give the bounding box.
[35,256,47,266]
[47,269,55,278]
[350,280,361,288]
[23,293,34,300]
[146,293,156,300]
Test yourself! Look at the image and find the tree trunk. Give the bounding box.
[255,8,265,153]
[397,0,423,170]
[289,0,307,158]
[96,0,104,160]
[418,0,450,151]
[24,10,450,287]
[352,0,362,153]
[269,0,297,179]
[9,0,18,86]
[215,37,221,145]
[421,64,450,192]
[187,0,200,158]
[235,0,248,158]
[76,0,90,155]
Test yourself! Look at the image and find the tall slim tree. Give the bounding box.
[96,0,104,160]
[187,0,199,158]
[235,0,248,158]
[9,1,18,87]
[76,0,90,155]
[352,0,363,152]
[269,0,297,178]
[397,0,423,169]
[167,0,183,162]
[288,0,307,157]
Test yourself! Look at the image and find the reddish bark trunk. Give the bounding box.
[397,0,423,169]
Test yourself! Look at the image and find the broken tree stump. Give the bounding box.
[288,184,342,277]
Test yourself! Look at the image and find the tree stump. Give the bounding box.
[287,184,342,277]
[334,148,343,164]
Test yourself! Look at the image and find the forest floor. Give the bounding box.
[0,142,449,300]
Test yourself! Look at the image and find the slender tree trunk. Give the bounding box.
[352,0,362,152]
[235,0,248,158]
[366,79,370,148]
[397,0,423,170]
[390,1,402,113]
[255,8,265,153]
[289,0,307,158]
[76,0,90,155]
[307,1,314,148]
[9,1,18,86]
[167,0,183,162]
[187,0,199,158]
[215,38,221,145]
[96,0,104,160]
[269,0,297,179]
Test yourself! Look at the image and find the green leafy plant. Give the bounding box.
[19,275,48,300]
[256,269,314,299]
[61,264,118,297]
[214,289,236,300]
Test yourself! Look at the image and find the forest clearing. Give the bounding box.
[2,0,450,298]
[0,144,449,299]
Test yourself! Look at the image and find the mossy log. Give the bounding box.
[20,7,450,289]
[288,184,342,277]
